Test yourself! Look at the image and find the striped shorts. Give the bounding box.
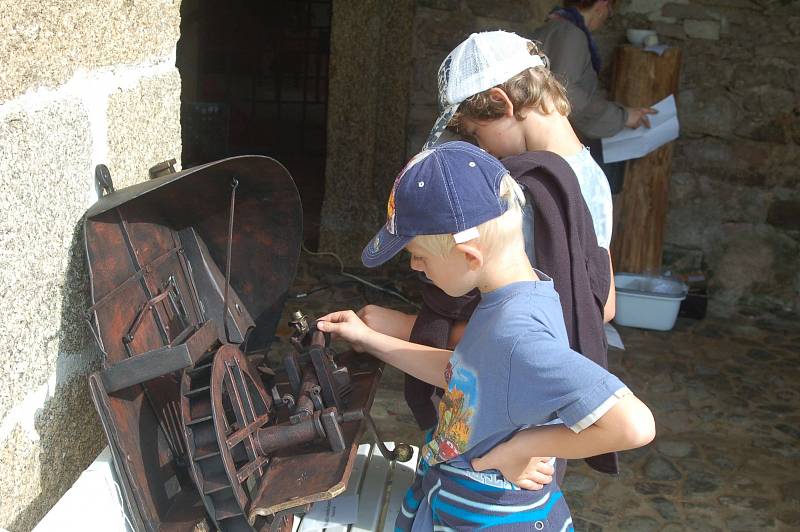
[395,460,573,531]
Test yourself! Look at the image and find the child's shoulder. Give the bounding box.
[490,278,561,310]
[503,151,586,203]
[508,317,585,372]
[481,279,569,342]
[503,150,574,182]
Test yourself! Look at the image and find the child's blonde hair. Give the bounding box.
[413,173,526,258]
[450,41,570,131]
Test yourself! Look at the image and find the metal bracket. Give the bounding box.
[148,158,177,179]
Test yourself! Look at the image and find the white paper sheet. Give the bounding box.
[605,322,625,350]
[644,44,670,56]
[601,94,679,163]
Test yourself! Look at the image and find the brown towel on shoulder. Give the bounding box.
[503,151,611,373]
[504,150,616,475]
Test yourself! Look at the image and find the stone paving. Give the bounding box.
[271,253,800,531]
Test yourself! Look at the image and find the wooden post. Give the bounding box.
[609,45,682,274]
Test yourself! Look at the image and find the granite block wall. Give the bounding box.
[0,1,182,529]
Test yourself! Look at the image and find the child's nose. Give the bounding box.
[409,258,423,272]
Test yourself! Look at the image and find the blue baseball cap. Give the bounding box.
[361,141,510,267]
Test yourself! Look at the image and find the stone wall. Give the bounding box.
[319,0,415,263]
[0,1,182,529]
[611,0,800,316]
[405,0,800,316]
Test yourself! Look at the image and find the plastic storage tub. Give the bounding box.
[614,273,688,331]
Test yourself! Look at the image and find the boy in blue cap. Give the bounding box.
[317,141,655,531]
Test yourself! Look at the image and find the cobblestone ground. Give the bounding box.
[271,254,799,531]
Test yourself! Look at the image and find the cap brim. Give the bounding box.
[361,225,413,268]
[422,104,459,150]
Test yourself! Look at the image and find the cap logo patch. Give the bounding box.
[386,189,397,235]
[385,149,434,235]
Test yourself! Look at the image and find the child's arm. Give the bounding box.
[472,394,655,479]
[357,305,416,341]
[317,310,451,388]
[359,305,469,350]
[604,250,616,323]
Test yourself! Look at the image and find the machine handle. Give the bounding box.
[95,164,115,197]
[309,321,332,349]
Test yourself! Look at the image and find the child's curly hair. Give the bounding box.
[450,41,570,132]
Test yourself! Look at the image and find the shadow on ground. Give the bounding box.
[280,252,800,531]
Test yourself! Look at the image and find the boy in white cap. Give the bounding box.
[317,141,654,531]
[360,30,620,477]
[427,30,613,258]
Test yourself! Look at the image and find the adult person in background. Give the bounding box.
[532,0,656,193]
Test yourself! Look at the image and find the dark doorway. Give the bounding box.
[177,0,331,245]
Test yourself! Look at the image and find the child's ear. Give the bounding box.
[488,87,515,118]
[454,243,484,271]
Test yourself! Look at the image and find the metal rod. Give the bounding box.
[86,246,181,316]
[223,178,239,343]
[116,209,170,346]
[113,208,184,462]
[362,410,414,463]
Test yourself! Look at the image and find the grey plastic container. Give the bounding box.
[614,273,688,331]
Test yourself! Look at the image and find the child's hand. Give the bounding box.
[471,445,554,491]
[357,305,416,341]
[316,310,374,352]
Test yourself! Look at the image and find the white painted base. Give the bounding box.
[32,442,419,532]
[33,447,133,532]
[295,442,419,532]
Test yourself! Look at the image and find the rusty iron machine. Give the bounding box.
[84,156,411,531]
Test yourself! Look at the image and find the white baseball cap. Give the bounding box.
[423,31,546,150]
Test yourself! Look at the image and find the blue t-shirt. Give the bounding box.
[421,273,630,468]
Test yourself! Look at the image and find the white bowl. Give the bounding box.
[626,28,657,46]
[613,273,688,331]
